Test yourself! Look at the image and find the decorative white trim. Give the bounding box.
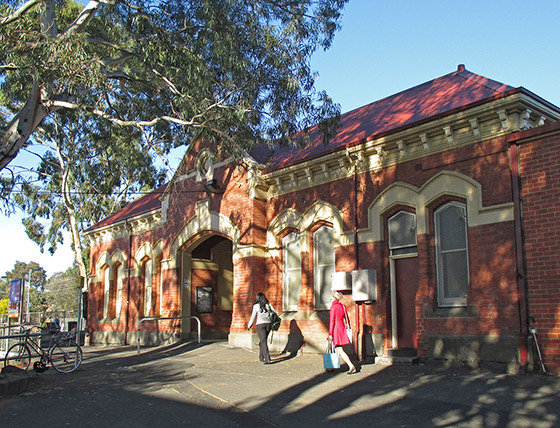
[267,200,349,258]
[85,210,163,245]
[361,171,514,243]
[469,118,480,138]
[168,199,241,268]
[443,126,454,144]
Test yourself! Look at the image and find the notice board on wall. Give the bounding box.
[196,286,213,313]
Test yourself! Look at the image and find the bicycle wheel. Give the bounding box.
[4,343,31,370]
[50,339,83,373]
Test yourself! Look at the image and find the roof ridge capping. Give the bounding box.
[339,63,514,116]
[453,63,515,94]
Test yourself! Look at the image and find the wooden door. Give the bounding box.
[395,257,419,349]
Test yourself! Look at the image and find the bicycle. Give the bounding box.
[3,326,83,373]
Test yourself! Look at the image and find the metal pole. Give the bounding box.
[77,278,83,345]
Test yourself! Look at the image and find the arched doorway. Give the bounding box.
[181,234,233,340]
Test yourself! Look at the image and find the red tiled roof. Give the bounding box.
[88,66,529,231]
[262,65,518,171]
[86,183,168,232]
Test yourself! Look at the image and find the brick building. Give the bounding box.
[84,65,560,374]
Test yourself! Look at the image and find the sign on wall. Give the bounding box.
[196,286,213,313]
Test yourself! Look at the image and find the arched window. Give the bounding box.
[435,202,469,307]
[114,263,123,318]
[283,232,301,311]
[314,225,334,309]
[155,255,163,316]
[143,259,153,317]
[102,265,110,319]
[388,211,417,256]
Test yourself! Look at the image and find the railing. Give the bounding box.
[136,316,201,355]
[1,324,22,353]
[0,324,67,354]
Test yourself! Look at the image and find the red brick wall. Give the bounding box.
[518,131,560,374]
[87,129,536,367]
[190,267,232,332]
[232,255,268,332]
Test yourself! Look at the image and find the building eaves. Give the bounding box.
[85,183,168,233]
[261,65,522,173]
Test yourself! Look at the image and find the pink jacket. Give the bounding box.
[329,300,350,346]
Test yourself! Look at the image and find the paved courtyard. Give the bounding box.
[1,341,559,427]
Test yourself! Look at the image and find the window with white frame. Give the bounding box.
[314,225,335,309]
[282,232,301,311]
[435,202,469,307]
[388,211,417,256]
[143,259,153,317]
[115,263,123,317]
[103,265,110,318]
[157,256,163,316]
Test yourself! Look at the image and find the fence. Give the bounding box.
[0,311,83,354]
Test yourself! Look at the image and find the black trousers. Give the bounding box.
[257,323,272,362]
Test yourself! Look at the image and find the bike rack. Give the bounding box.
[0,324,44,354]
[136,315,201,355]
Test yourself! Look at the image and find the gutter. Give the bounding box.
[507,141,529,373]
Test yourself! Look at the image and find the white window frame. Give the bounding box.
[103,265,110,319]
[435,202,469,307]
[158,258,164,316]
[144,259,153,317]
[282,232,301,311]
[313,225,335,310]
[388,211,418,256]
[115,264,124,317]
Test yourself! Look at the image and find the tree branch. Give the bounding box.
[0,0,42,27]
[62,0,118,37]
[47,98,242,129]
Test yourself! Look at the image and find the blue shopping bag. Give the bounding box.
[323,340,340,369]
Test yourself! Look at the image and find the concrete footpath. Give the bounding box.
[1,341,559,427]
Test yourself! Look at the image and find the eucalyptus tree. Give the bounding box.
[13,109,165,283]
[45,265,82,313]
[0,0,346,172]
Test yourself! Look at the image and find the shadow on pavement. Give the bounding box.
[0,341,558,428]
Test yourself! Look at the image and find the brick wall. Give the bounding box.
[518,130,560,374]
[87,129,542,368]
[190,267,232,333]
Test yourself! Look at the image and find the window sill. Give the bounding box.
[98,317,120,323]
[278,310,330,321]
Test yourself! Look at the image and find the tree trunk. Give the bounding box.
[56,145,89,291]
[0,80,50,170]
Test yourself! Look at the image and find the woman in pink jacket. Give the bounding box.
[328,291,357,374]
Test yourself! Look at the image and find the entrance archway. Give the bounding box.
[180,234,233,340]
[168,200,240,339]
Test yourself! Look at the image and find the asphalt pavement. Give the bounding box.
[1,340,559,427]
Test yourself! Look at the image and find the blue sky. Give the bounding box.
[311,0,560,112]
[2,0,560,277]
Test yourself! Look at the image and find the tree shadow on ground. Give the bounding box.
[2,341,559,428]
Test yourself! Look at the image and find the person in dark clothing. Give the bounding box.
[248,293,275,364]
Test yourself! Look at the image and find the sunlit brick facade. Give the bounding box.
[85,66,560,374]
